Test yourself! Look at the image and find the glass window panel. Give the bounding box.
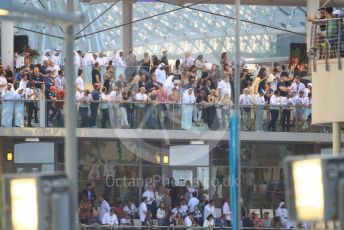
[211,166,229,207]
[98,140,140,164]
[141,142,161,165]
[142,166,162,189]
[252,143,292,167]
[241,168,284,210]
[78,140,98,164]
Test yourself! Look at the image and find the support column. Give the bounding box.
[306,0,320,51]
[66,1,77,230]
[333,122,342,155]
[1,21,14,67]
[122,0,133,56]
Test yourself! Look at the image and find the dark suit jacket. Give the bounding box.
[81,189,96,202]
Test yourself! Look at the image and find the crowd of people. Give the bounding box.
[0,46,313,132]
[78,179,304,229]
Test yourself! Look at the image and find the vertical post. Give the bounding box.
[66,0,77,230]
[306,0,320,52]
[122,0,133,56]
[1,21,14,68]
[333,122,342,155]
[339,179,344,230]
[229,1,241,230]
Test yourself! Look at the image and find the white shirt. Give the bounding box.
[290,82,305,97]
[188,197,199,212]
[182,92,196,103]
[184,216,193,227]
[75,76,84,92]
[156,208,166,219]
[222,201,231,221]
[16,55,25,68]
[139,202,148,222]
[123,204,137,216]
[115,55,126,67]
[99,200,111,221]
[96,56,107,66]
[239,94,253,105]
[269,95,281,110]
[101,213,118,225]
[83,53,95,66]
[51,55,61,66]
[180,204,188,217]
[203,204,216,219]
[255,95,266,106]
[120,218,132,225]
[0,76,7,93]
[155,68,166,85]
[217,80,231,99]
[55,76,65,91]
[142,190,155,205]
[25,88,36,100]
[293,95,309,107]
[18,79,27,90]
[203,219,215,227]
[135,92,148,108]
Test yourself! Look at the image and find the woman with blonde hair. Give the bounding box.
[141,52,151,74]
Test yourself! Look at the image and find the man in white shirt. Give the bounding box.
[75,69,85,93]
[290,75,305,97]
[239,88,253,131]
[203,200,216,220]
[18,73,27,90]
[83,51,95,66]
[101,209,119,225]
[40,49,51,65]
[155,63,166,85]
[51,48,61,67]
[55,70,65,91]
[188,191,199,213]
[217,75,232,100]
[123,200,138,217]
[142,187,155,207]
[98,195,111,222]
[139,197,148,225]
[293,90,309,130]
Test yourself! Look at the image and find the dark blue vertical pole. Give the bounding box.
[230,0,241,229]
[230,110,240,230]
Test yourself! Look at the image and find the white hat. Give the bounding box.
[307,83,312,87]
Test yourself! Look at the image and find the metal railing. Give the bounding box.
[0,98,325,133]
[310,17,343,71]
[79,225,295,230]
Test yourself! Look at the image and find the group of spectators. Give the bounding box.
[78,179,306,229]
[0,43,313,131]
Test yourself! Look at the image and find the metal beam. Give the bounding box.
[80,0,344,7]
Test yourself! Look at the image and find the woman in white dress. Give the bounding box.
[182,88,195,130]
[2,84,16,127]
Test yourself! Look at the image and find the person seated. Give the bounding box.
[193,206,203,226]
[120,213,133,226]
[215,214,231,228]
[88,209,102,225]
[114,201,125,219]
[123,200,138,218]
[101,209,119,225]
[203,214,215,228]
